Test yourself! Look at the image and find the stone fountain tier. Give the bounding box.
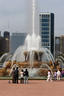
[1,50,56,77]
[0,59,61,77]
[1,60,53,77]
[4,50,54,69]
[24,50,43,62]
[4,60,48,68]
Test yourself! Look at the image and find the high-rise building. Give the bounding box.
[55,35,64,58]
[0,31,10,57]
[39,13,54,56]
[60,35,64,54]
[0,31,1,37]
[0,37,4,56]
[10,33,27,53]
[4,31,10,53]
[55,37,60,58]
[4,31,10,39]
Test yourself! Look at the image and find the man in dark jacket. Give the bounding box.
[15,67,19,84]
[24,69,29,84]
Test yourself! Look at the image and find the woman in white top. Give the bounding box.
[20,69,24,83]
[57,69,61,80]
[47,70,52,82]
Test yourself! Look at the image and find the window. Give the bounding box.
[41,23,49,26]
[43,19,49,22]
[42,15,49,18]
[42,27,49,30]
[41,32,49,34]
[42,35,49,38]
[42,39,49,42]
[40,19,49,22]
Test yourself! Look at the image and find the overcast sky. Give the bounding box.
[0,0,64,36]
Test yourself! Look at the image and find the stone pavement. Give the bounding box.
[0,80,64,96]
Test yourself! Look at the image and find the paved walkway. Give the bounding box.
[0,80,64,96]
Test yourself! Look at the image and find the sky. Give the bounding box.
[0,0,64,36]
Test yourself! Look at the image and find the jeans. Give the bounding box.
[24,76,28,84]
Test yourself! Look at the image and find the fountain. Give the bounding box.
[0,53,8,63]
[1,0,55,77]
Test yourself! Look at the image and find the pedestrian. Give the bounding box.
[24,69,29,84]
[47,70,52,82]
[54,71,57,80]
[20,69,24,84]
[57,69,61,80]
[12,67,16,83]
[15,67,19,84]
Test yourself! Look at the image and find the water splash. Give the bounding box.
[1,0,54,77]
[11,0,54,65]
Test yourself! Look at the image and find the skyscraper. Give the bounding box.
[0,31,1,37]
[10,33,27,53]
[4,31,10,53]
[0,31,10,57]
[4,31,10,39]
[55,36,60,58]
[39,13,54,56]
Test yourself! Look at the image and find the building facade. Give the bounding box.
[0,31,1,37]
[39,13,54,56]
[10,33,27,53]
[55,37,60,58]
[60,36,64,54]
[0,31,10,57]
[55,35,64,58]
[4,31,10,39]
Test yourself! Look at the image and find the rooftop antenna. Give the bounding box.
[8,20,10,31]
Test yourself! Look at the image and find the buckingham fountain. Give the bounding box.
[0,0,57,77]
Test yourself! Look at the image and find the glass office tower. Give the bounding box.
[39,13,54,55]
[10,33,27,53]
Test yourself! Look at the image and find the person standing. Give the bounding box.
[24,69,29,84]
[54,71,57,80]
[57,69,61,80]
[20,69,24,84]
[15,67,19,84]
[47,70,52,82]
[12,67,16,83]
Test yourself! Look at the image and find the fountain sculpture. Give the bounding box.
[0,0,55,77]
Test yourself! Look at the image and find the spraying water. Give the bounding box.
[2,0,54,77]
[32,0,35,34]
[10,0,54,65]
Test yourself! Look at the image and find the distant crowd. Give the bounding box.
[47,69,62,82]
[9,67,29,84]
[9,66,64,84]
